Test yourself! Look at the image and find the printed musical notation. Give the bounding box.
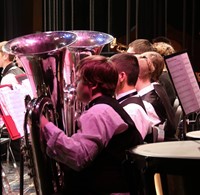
[165,51,200,115]
[0,79,32,140]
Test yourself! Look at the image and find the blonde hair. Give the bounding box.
[0,41,8,50]
[153,42,175,56]
[0,41,15,61]
[142,51,164,82]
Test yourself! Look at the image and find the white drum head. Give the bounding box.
[186,130,200,139]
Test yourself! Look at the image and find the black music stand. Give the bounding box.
[164,51,200,139]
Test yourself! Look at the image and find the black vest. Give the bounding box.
[141,84,176,140]
[119,93,158,143]
[1,63,24,78]
[63,96,143,194]
[119,95,147,113]
[153,84,176,139]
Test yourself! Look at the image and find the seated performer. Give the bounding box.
[0,41,25,85]
[135,51,176,141]
[0,41,28,161]
[152,41,177,106]
[40,55,143,194]
[110,52,156,141]
[127,38,154,54]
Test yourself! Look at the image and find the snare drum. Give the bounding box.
[127,141,200,195]
[131,140,200,159]
[186,130,200,139]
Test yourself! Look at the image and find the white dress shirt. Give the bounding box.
[1,66,20,85]
[116,89,152,139]
[137,84,161,126]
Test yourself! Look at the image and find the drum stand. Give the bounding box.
[178,113,188,140]
[20,152,24,195]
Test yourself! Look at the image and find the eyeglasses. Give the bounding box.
[139,55,152,72]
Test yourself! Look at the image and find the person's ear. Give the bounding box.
[119,71,126,82]
[149,61,155,73]
[91,83,97,90]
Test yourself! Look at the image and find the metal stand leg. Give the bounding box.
[9,145,19,176]
[6,141,10,164]
[20,152,24,195]
[1,165,12,194]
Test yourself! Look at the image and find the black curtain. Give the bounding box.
[0,0,33,41]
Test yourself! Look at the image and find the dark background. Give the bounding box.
[0,0,200,81]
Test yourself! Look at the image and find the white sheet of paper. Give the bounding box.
[165,52,200,115]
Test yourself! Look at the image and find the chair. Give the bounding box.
[1,126,20,194]
[0,137,11,163]
[172,98,184,139]
[153,123,165,143]
[173,98,180,113]
[187,111,200,131]
[0,126,18,170]
[1,164,13,194]
[175,106,183,135]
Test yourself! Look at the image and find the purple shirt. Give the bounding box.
[43,103,128,171]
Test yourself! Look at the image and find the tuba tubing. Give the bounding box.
[3,30,114,195]
[24,96,62,195]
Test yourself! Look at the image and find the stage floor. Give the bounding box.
[1,161,36,195]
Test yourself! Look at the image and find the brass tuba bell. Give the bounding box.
[63,30,114,136]
[3,30,114,195]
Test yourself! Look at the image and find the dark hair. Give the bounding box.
[77,55,118,96]
[110,53,139,86]
[152,36,172,45]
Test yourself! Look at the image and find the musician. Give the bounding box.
[0,41,26,161]
[152,41,177,106]
[135,51,176,141]
[0,41,25,84]
[110,53,160,141]
[40,55,143,194]
[127,38,154,54]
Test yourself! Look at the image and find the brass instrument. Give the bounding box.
[110,38,128,53]
[64,30,114,136]
[3,30,114,195]
[4,31,77,195]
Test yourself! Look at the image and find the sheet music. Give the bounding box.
[0,83,30,138]
[165,52,200,115]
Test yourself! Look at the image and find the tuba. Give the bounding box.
[63,30,114,136]
[3,30,114,195]
[3,31,77,195]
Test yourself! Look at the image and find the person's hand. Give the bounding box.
[40,115,49,152]
[40,115,49,130]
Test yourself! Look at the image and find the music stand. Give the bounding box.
[164,51,200,139]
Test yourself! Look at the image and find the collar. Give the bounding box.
[1,62,16,77]
[116,89,137,100]
[137,84,154,96]
[117,90,138,103]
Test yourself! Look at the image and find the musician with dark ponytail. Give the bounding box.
[40,55,143,194]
